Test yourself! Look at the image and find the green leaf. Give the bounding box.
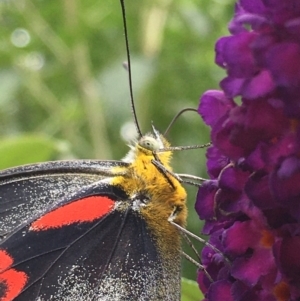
[0,135,58,169]
[181,277,203,301]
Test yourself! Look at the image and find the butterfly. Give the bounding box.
[0,1,204,300]
[0,127,189,301]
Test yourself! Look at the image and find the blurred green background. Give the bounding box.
[0,0,234,292]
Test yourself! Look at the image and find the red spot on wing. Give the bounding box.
[0,269,28,301]
[0,251,13,272]
[30,196,115,231]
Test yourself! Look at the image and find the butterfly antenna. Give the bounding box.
[164,108,198,136]
[120,0,142,138]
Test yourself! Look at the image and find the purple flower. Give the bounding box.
[196,0,300,300]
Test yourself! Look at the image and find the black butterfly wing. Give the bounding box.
[0,182,174,301]
[0,160,129,240]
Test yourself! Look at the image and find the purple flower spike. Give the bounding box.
[196,0,300,300]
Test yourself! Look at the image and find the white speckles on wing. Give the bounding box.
[37,256,176,301]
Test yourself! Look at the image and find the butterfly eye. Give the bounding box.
[139,136,160,151]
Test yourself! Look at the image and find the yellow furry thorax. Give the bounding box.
[111,131,187,252]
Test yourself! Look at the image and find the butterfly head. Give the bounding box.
[123,125,171,166]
